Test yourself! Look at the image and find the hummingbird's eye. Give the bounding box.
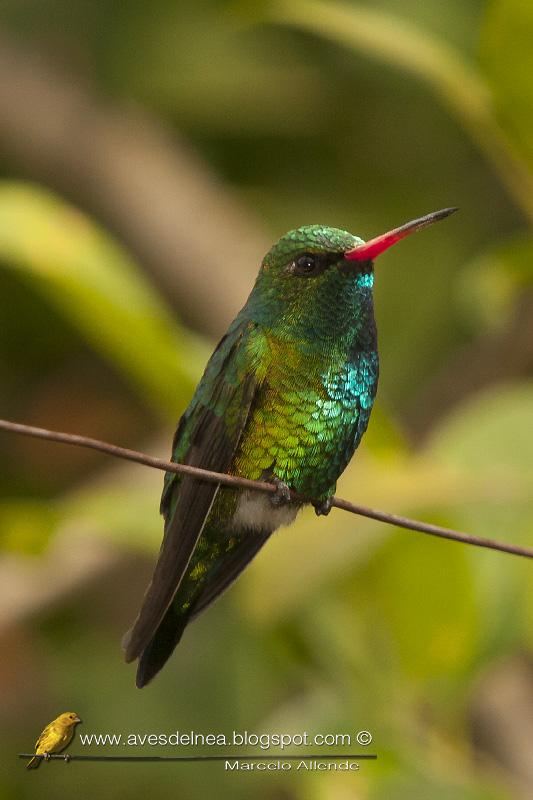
[293,253,318,275]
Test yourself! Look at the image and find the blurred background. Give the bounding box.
[1,0,532,797]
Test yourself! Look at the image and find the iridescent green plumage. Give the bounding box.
[124,211,457,686]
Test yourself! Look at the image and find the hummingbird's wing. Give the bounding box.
[134,526,272,687]
[124,319,259,668]
[189,530,271,621]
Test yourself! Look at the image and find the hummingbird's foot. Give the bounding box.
[313,497,333,517]
[63,754,71,763]
[43,753,51,762]
[270,477,291,507]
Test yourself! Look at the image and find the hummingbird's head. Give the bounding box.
[249,209,457,340]
[262,224,366,280]
[257,225,369,325]
[261,208,458,281]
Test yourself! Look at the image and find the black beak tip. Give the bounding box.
[416,206,459,231]
[436,206,459,220]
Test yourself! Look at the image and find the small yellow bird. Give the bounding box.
[27,712,81,769]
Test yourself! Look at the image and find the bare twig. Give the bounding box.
[18,752,377,763]
[1,418,531,560]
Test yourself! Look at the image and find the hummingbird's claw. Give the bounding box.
[313,497,333,516]
[270,477,291,506]
[43,753,51,761]
[63,754,71,763]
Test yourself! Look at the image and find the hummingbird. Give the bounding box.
[124,207,457,687]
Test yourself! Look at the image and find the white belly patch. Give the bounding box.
[232,491,300,532]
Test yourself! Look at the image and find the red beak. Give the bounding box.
[344,207,458,262]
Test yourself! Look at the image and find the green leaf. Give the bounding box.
[0,182,207,419]
[426,383,533,653]
[357,531,479,679]
[0,499,60,554]
[428,382,533,478]
[456,237,533,333]
[266,0,533,223]
[479,0,533,168]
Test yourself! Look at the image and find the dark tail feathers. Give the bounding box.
[135,606,191,688]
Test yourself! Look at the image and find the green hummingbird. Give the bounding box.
[124,208,457,686]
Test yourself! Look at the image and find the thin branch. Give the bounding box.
[1,417,532,560]
[18,752,377,763]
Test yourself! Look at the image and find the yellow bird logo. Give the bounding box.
[27,712,82,769]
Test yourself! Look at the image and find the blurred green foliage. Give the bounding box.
[480,0,533,168]
[0,183,205,418]
[0,1,532,799]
